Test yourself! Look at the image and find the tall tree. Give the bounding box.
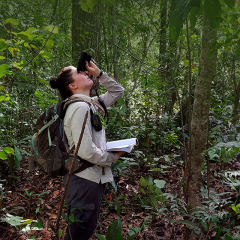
[184,12,218,240]
[72,0,101,65]
[112,4,118,79]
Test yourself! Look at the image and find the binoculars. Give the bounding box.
[77,51,91,72]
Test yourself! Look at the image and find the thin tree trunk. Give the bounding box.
[112,4,118,80]
[51,0,59,23]
[184,13,218,240]
[102,18,109,73]
[232,59,240,124]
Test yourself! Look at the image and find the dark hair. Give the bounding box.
[50,68,74,100]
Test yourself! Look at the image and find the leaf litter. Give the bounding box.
[0,152,239,239]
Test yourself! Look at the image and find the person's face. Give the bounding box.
[66,66,93,91]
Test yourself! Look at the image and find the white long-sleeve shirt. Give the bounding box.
[64,73,124,183]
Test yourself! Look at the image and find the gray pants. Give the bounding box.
[63,175,105,240]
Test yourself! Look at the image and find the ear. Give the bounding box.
[69,83,77,90]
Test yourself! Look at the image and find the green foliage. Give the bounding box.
[169,0,201,42]
[0,214,34,228]
[18,189,48,204]
[95,217,144,240]
[207,146,239,164]
[223,0,235,8]
[133,176,165,219]
[204,0,222,30]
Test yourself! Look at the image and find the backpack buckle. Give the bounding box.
[53,114,59,121]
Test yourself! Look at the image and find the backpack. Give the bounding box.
[28,99,94,176]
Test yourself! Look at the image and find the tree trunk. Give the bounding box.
[112,4,118,80]
[102,18,110,73]
[159,0,167,58]
[232,59,240,124]
[184,13,218,240]
[72,0,101,65]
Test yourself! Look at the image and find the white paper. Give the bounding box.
[106,138,137,153]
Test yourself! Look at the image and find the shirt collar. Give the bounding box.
[72,94,92,101]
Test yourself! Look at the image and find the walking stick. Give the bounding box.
[55,111,88,239]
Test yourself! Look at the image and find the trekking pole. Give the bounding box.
[55,111,88,239]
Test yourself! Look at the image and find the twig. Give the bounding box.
[55,111,88,239]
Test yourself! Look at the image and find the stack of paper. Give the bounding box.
[106,138,137,153]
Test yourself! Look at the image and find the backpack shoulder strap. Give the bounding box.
[68,96,105,114]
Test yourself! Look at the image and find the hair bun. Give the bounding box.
[50,77,59,89]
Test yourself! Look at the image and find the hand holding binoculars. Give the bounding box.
[77,51,92,72]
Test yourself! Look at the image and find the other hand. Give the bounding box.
[118,151,125,158]
[85,61,101,78]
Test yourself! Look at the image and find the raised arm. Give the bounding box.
[86,61,124,107]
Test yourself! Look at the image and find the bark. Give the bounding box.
[51,0,59,23]
[102,19,110,73]
[232,59,240,124]
[159,0,167,57]
[184,13,218,240]
[72,0,101,65]
[112,4,118,80]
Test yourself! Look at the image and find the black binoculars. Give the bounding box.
[77,51,91,72]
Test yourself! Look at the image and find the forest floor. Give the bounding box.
[0,151,239,240]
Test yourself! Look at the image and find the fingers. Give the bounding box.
[85,61,100,77]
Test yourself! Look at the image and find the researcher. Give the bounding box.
[50,61,125,240]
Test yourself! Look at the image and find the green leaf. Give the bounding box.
[2,147,14,155]
[24,188,30,196]
[61,213,68,221]
[140,176,147,187]
[107,0,115,5]
[37,77,48,85]
[21,219,33,225]
[0,64,10,74]
[223,0,235,8]
[140,188,146,194]
[215,227,223,239]
[200,220,208,231]
[107,219,118,239]
[95,234,106,240]
[5,18,19,25]
[33,220,43,229]
[154,180,166,188]
[45,25,58,34]
[169,0,201,42]
[45,39,54,49]
[59,230,63,240]
[39,51,52,58]
[0,56,5,59]
[225,234,234,240]
[117,203,121,217]
[14,146,22,168]
[69,214,75,222]
[204,0,222,30]
[0,42,8,51]
[0,96,5,101]
[36,207,40,214]
[183,183,187,192]
[147,176,153,186]
[113,218,122,240]
[0,151,7,160]
[5,94,10,101]
[190,6,202,28]
[1,215,23,226]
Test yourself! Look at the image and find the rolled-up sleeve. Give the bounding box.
[92,73,124,108]
[67,102,119,166]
